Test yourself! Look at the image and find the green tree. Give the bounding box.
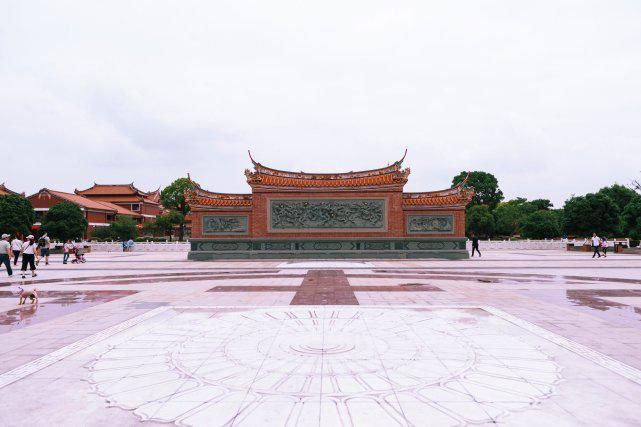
[596,184,638,211]
[621,197,641,239]
[90,226,115,240]
[0,195,35,237]
[520,210,561,239]
[109,216,138,240]
[144,212,183,241]
[160,178,196,241]
[452,171,504,210]
[562,193,620,236]
[528,199,553,211]
[493,198,536,236]
[41,202,87,241]
[466,205,495,237]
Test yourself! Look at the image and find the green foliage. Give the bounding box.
[520,210,561,239]
[41,202,87,241]
[621,197,641,239]
[0,195,35,237]
[90,226,114,240]
[160,178,195,215]
[562,193,620,236]
[144,212,184,241]
[596,184,638,211]
[466,205,495,237]
[528,199,553,211]
[108,216,139,240]
[160,178,197,241]
[493,198,536,236]
[452,171,504,210]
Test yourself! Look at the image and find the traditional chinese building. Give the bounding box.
[187,151,473,259]
[75,183,161,223]
[0,183,24,196]
[28,189,141,237]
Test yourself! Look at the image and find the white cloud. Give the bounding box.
[1,0,640,206]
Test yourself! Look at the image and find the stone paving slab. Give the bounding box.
[0,250,640,426]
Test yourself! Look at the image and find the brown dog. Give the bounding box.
[18,287,39,305]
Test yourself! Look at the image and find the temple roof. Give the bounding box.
[76,183,160,204]
[245,150,410,190]
[0,183,24,196]
[186,184,252,209]
[402,175,474,208]
[32,189,139,215]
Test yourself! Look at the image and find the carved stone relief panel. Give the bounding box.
[202,215,248,235]
[406,214,454,234]
[269,199,386,231]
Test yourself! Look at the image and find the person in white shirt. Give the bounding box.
[591,233,601,259]
[0,234,12,277]
[20,235,39,278]
[63,239,74,264]
[10,236,22,266]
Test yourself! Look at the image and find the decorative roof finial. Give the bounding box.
[248,150,259,166]
[397,148,408,166]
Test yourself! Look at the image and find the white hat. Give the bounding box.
[26,234,34,239]
[1,234,9,239]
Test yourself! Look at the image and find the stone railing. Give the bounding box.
[87,239,634,253]
[466,239,631,251]
[89,241,191,252]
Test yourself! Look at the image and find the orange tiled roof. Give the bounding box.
[187,186,252,208]
[402,178,474,208]
[33,189,118,212]
[0,183,24,196]
[76,183,157,199]
[245,150,410,189]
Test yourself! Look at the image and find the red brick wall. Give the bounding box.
[191,191,466,239]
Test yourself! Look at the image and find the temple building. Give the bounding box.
[187,152,474,259]
[0,183,24,196]
[75,183,161,223]
[28,189,141,236]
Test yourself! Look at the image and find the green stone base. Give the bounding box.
[189,237,469,260]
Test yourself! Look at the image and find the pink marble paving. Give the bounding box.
[0,250,640,426]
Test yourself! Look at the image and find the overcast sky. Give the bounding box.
[1,1,640,207]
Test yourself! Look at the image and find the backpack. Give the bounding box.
[38,237,46,247]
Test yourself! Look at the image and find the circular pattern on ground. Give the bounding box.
[88,307,562,426]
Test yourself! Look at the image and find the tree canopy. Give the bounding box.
[520,210,561,239]
[452,171,503,210]
[41,202,87,241]
[466,205,495,238]
[160,177,197,241]
[596,184,638,212]
[0,195,35,237]
[562,193,620,237]
[493,198,536,236]
[108,216,139,240]
[621,198,641,240]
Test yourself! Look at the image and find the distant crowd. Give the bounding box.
[0,232,86,279]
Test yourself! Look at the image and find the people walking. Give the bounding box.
[37,232,51,266]
[591,233,601,258]
[20,235,38,279]
[11,235,22,266]
[471,233,481,257]
[601,237,609,258]
[0,234,13,277]
[63,239,73,264]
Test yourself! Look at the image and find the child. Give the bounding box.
[63,239,74,264]
[601,237,609,258]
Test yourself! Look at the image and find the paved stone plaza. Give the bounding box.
[1,250,641,426]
